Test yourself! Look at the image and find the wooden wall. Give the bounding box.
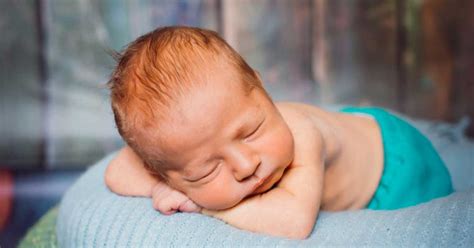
[0,0,472,169]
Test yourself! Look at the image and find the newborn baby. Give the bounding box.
[105,26,453,239]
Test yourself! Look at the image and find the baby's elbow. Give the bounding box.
[283,209,317,240]
[289,216,315,239]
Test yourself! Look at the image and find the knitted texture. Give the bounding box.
[19,206,58,248]
[57,153,474,247]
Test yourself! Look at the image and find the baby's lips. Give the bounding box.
[249,174,267,192]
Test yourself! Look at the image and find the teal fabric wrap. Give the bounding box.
[340,107,454,210]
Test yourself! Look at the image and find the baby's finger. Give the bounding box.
[178,199,202,213]
[152,183,173,200]
[166,191,200,213]
[154,190,190,215]
[153,196,178,215]
[152,191,181,214]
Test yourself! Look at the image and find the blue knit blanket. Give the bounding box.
[58,117,474,247]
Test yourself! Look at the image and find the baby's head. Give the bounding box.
[108,26,294,210]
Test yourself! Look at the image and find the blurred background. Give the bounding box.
[1,0,473,246]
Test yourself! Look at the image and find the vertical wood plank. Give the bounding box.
[0,0,42,168]
[45,0,219,168]
[317,0,398,108]
[222,0,315,103]
[405,0,474,123]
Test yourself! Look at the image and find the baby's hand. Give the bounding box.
[152,182,201,215]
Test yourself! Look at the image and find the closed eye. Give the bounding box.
[187,162,221,183]
[245,128,258,139]
[245,117,265,139]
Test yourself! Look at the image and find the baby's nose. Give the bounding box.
[230,144,261,181]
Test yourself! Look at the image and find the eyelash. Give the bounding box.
[193,162,221,182]
[245,120,264,139]
[245,127,259,138]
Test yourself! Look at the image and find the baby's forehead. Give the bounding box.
[155,86,262,155]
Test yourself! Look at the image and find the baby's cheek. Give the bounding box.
[189,183,242,210]
[266,125,294,168]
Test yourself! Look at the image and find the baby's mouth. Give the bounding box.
[253,177,267,190]
[251,174,273,195]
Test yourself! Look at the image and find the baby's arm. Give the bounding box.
[105,146,200,214]
[202,119,325,239]
[105,146,158,197]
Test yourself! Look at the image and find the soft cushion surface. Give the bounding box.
[19,207,58,248]
[58,155,474,247]
[58,117,474,247]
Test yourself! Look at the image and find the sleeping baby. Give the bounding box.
[105,26,453,239]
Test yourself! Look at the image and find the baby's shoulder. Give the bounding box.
[275,101,324,119]
[275,102,317,129]
[275,102,332,129]
[275,101,326,143]
[275,102,348,163]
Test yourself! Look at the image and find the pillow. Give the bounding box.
[19,207,58,248]
[57,153,474,247]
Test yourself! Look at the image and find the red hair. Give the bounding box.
[108,26,262,175]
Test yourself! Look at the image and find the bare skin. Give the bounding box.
[105,78,384,239]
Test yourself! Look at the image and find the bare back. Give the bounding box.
[276,102,384,211]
